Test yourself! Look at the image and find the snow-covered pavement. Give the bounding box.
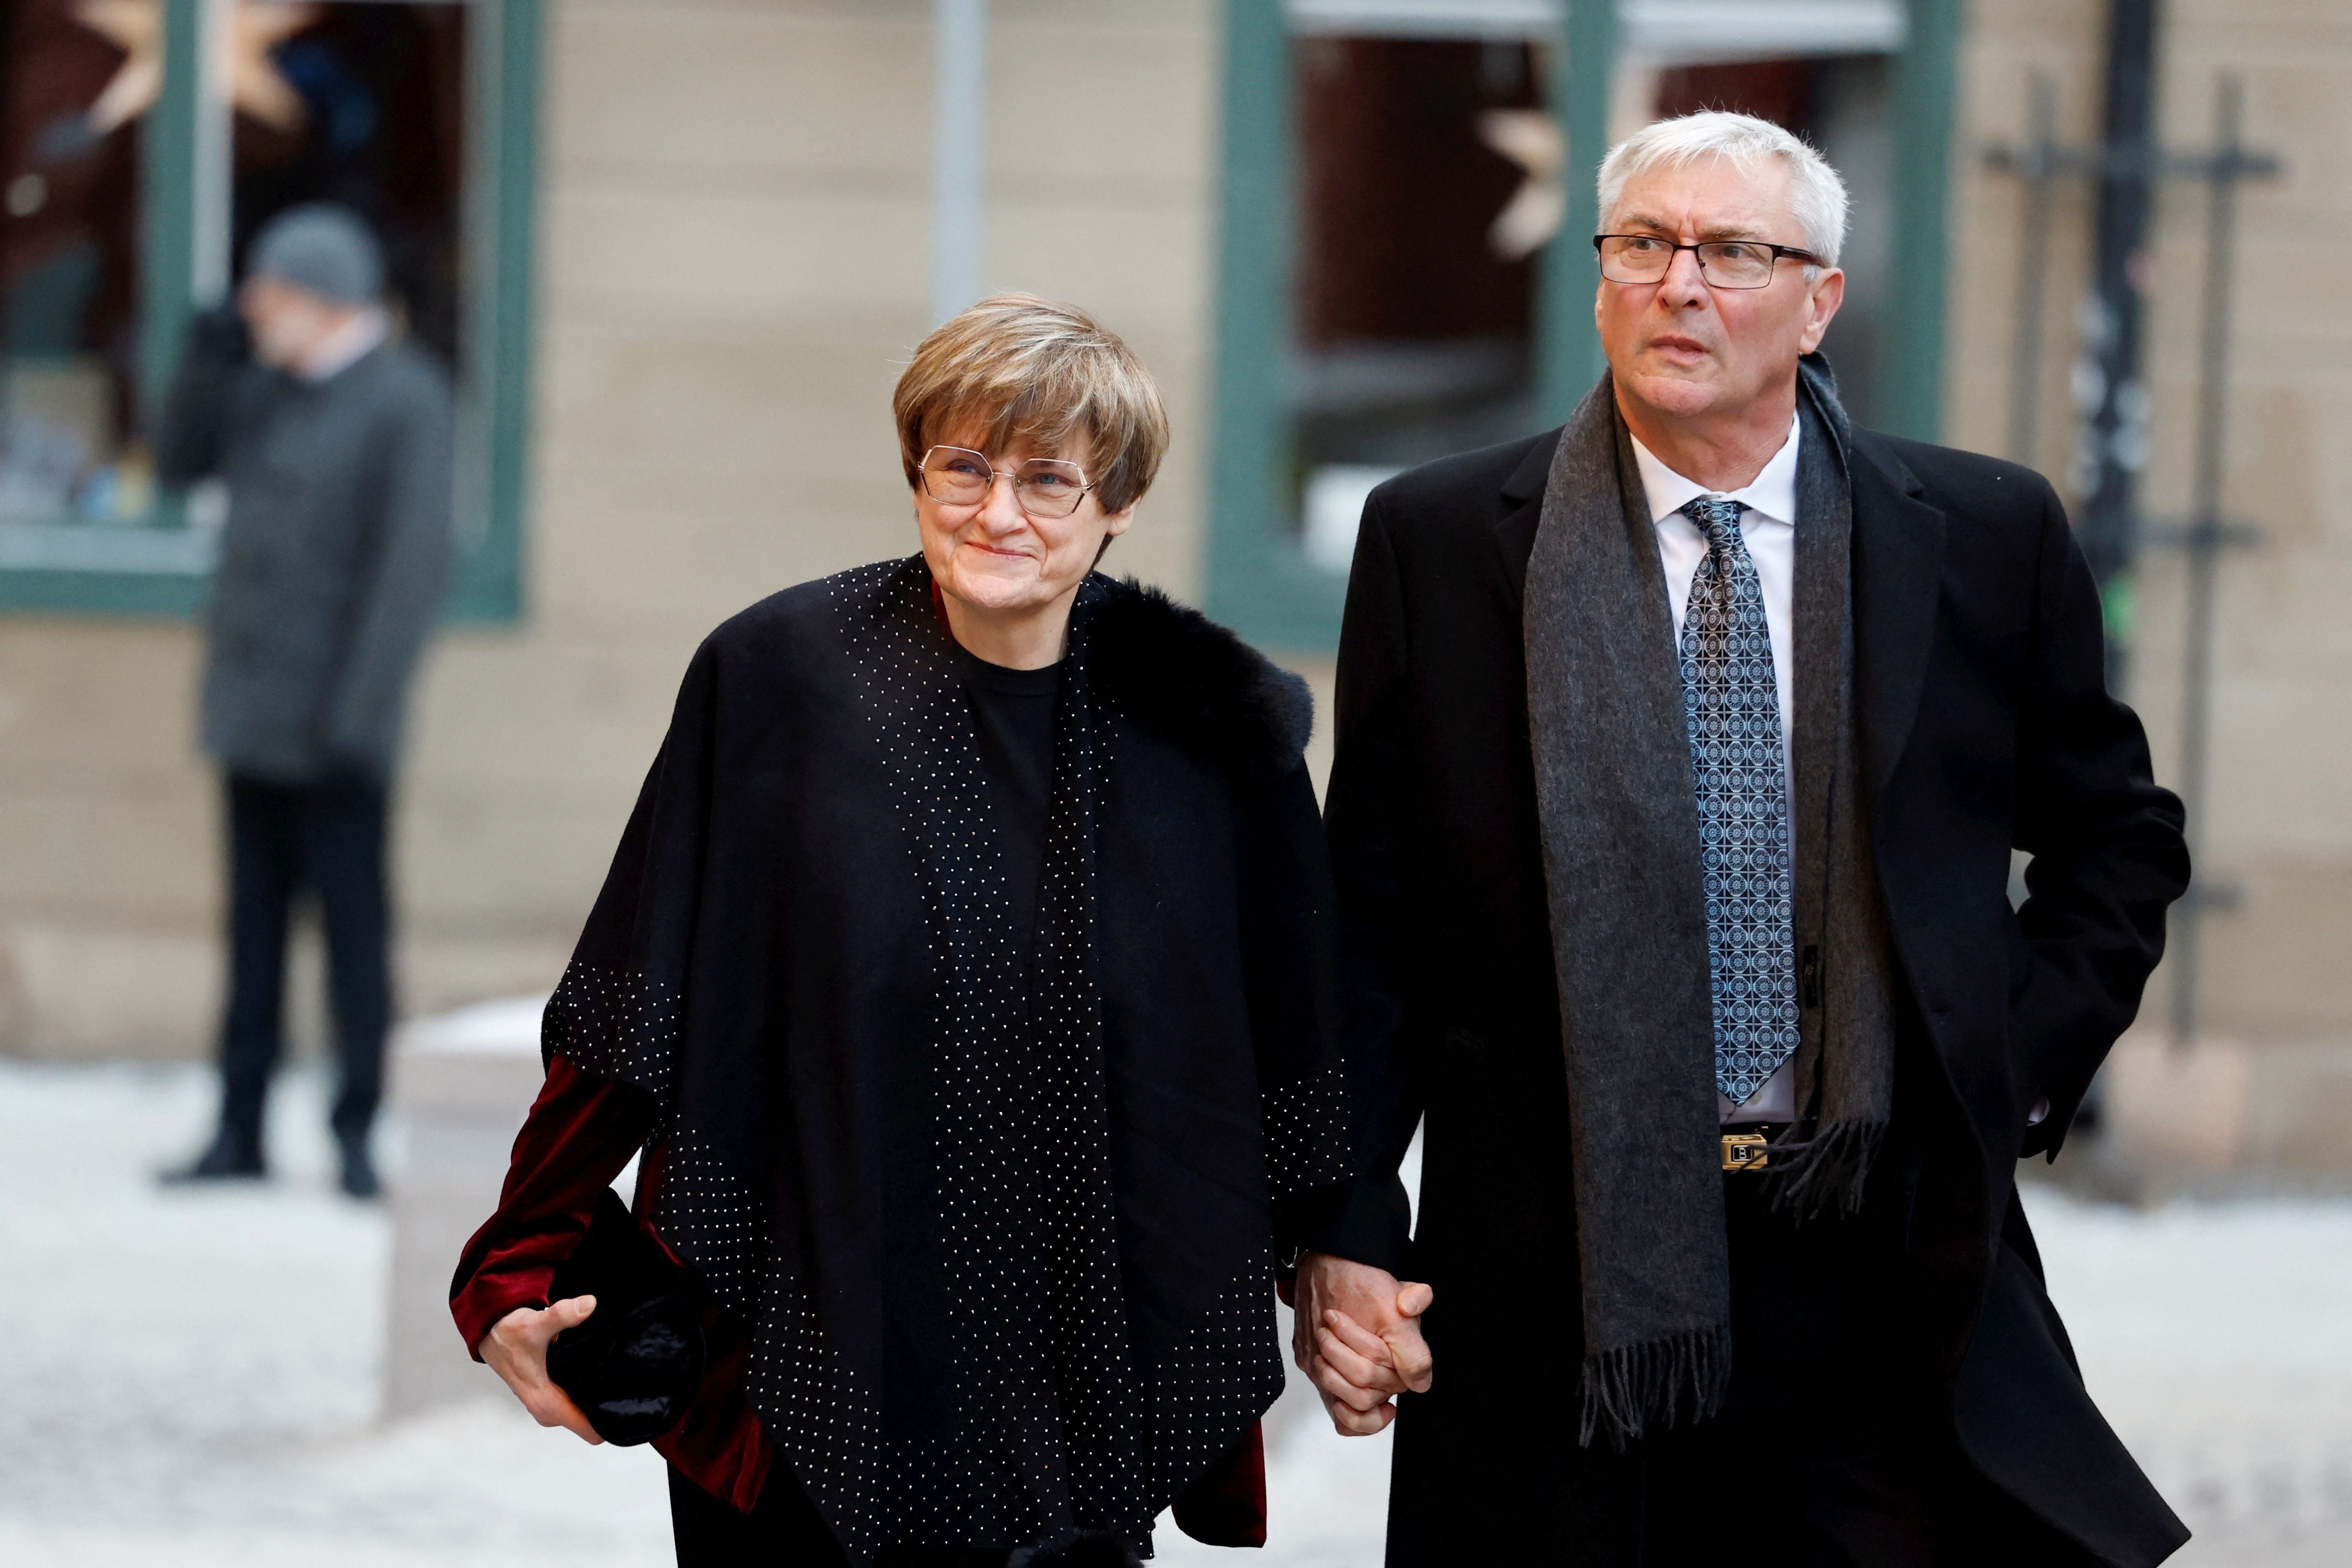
[1,1060,2346,1565]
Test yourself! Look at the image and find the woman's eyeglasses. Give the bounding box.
[919,446,1095,520]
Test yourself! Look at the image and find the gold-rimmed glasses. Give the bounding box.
[918,445,1096,520]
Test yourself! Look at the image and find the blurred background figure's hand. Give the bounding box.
[186,302,252,366]
[1291,1252,1433,1436]
[478,1296,604,1445]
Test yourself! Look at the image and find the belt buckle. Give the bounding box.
[1721,1131,1771,1172]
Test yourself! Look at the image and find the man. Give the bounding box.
[159,203,454,1199]
[1289,113,2191,1565]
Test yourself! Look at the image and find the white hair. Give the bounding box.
[1595,111,1850,268]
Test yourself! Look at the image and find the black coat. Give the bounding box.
[1316,419,2191,1566]
[548,561,1359,1558]
[160,332,455,783]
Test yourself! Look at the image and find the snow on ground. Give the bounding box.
[1,1059,2346,1565]
[2028,1186,2352,1565]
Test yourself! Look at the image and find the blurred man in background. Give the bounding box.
[158,203,454,1200]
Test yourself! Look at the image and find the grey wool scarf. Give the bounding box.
[1522,362,1899,1448]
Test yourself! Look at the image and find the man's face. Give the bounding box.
[237,275,358,370]
[1594,156,1843,424]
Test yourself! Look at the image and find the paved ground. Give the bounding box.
[2,1060,2347,1566]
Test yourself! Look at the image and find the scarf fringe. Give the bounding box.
[1577,1321,1732,1449]
[1763,1118,1886,1222]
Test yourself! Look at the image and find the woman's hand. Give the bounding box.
[479,1296,604,1444]
[1290,1252,1434,1436]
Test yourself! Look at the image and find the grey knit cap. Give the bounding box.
[246,204,384,305]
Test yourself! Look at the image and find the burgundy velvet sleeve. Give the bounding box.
[1170,1420,1268,1548]
[447,1055,776,1513]
[448,1054,652,1355]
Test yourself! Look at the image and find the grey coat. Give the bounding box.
[160,336,455,784]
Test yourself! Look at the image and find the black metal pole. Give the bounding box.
[2074,0,2162,666]
[2169,76,2247,1049]
[2005,74,2059,468]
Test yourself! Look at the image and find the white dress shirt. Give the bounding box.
[1629,413,1803,1124]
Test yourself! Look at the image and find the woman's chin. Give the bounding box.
[945,563,1048,613]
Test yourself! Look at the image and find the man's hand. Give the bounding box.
[479,1296,604,1444]
[1290,1251,1433,1436]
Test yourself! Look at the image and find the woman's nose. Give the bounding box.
[975,472,1028,531]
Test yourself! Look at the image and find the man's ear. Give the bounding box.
[1798,268,1846,355]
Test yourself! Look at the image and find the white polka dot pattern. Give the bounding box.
[743,1282,899,1550]
[544,962,681,1103]
[1143,1260,1287,1502]
[544,561,1330,1559]
[831,564,1148,1548]
[1262,1065,1358,1197]
[648,1126,764,1319]
[546,968,771,1319]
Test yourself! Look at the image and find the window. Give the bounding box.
[1639,58,1891,423]
[0,0,537,620]
[1207,0,1958,652]
[1293,35,1545,572]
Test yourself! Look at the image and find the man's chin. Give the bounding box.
[1621,366,1723,417]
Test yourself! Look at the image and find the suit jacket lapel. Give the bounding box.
[1848,433,1947,804]
[1495,427,1559,603]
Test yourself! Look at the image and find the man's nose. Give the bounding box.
[1658,246,1713,303]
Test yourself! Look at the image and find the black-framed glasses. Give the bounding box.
[918,446,1096,520]
[1594,233,1824,289]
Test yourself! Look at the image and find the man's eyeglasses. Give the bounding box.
[918,446,1096,520]
[1593,233,1824,290]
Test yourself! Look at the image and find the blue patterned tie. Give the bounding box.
[1677,496,1800,1107]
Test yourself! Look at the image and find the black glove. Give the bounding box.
[187,304,251,366]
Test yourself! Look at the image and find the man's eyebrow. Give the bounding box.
[1608,213,1793,245]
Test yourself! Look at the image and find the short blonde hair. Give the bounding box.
[894,294,1169,517]
[1598,111,1850,267]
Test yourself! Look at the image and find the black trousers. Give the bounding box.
[1630,1174,2090,1567]
[215,772,393,1153]
[668,1467,1010,1568]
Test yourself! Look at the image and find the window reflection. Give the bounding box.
[0,0,465,537]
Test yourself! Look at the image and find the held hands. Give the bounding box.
[479,1295,604,1445]
[1290,1252,1434,1436]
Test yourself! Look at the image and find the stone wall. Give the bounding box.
[1944,0,2352,1175]
[7,0,2343,1084]
[0,0,1223,1058]
[1947,0,2352,1052]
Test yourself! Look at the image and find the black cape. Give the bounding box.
[547,560,1359,1560]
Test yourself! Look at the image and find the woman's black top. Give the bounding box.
[958,650,1060,951]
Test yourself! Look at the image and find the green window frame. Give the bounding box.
[0,0,541,623]
[1205,0,1960,654]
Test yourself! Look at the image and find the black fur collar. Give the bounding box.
[1084,576,1312,775]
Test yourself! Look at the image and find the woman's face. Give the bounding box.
[914,430,1133,621]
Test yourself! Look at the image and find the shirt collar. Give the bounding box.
[297,307,390,383]
[1629,409,1802,528]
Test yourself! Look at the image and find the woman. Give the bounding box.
[450,296,1374,1565]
